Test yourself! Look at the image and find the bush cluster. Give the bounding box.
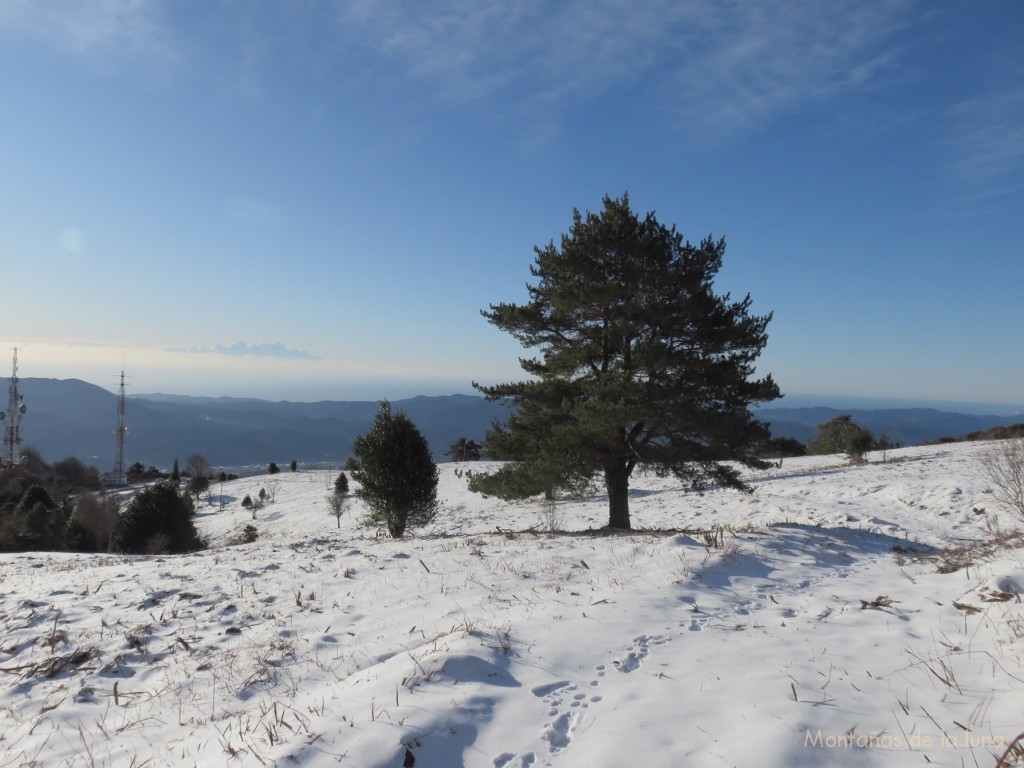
[807,415,875,463]
[0,452,106,552]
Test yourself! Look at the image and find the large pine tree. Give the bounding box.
[472,194,781,530]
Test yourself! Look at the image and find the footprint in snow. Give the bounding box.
[493,752,536,767]
[530,681,571,698]
[612,634,669,673]
[543,712,574,751]
[522,637,671,758]
[531,678,604,754]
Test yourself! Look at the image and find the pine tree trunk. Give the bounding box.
[604,462,631,529]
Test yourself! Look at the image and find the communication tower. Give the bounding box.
[1,348,26,467]
[114,368,129,485]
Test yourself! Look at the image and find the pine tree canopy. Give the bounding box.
[471,194,782,530]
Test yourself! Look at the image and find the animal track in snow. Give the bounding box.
[493,752,536,767]
[510,635,669,760]
[530,681,571,698]
[612,634,669,673]
[543,711,574,751]
[532,677,604,754]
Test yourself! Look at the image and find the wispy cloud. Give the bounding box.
[663,1,913,135]
[168,342,320,361]
[66,1,902,154]
[335,0,915,135]
[946,87,1024,197]
[3,2,917,139]
[337,0,681,104]
[0,0,171,57]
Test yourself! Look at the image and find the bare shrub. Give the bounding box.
[539,496,562,532]
[930,520,1024,574]
[264,480,280,504]
[978,438,1024,524]
[327,492,347,528]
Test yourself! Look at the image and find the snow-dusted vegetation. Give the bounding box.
[1,442,1023,767]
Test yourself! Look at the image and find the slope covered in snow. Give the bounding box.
[1,442,1022,767]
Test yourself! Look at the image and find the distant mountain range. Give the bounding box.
[9,378,509,471]
[4,378,1021,472]
[756,406,1023,446]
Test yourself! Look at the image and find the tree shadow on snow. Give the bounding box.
[764,523,939,561]
[691,523,939,591]
[390,650,521,768]
[748,449,956,488]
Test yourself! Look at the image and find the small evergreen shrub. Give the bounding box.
[16,485,55,515]
[188,475,210,499]
[351,400,439,537]
[113,483,204,554]
[334,472,349,497]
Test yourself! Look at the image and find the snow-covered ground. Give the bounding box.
[2,441,1023,767]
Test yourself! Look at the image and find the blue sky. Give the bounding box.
[1,1,1022,410]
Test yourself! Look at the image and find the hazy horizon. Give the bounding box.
[8,370,1023,418]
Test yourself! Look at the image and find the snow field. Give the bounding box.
[0,441,1022,767]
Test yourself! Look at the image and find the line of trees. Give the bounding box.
[0,449,215,554]
[0,475,205,555]
[0,451,106,551]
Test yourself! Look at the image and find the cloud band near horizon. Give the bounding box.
[167,342,320,361]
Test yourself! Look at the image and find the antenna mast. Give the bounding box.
[114,368,129,485]
[1,348,26,467]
